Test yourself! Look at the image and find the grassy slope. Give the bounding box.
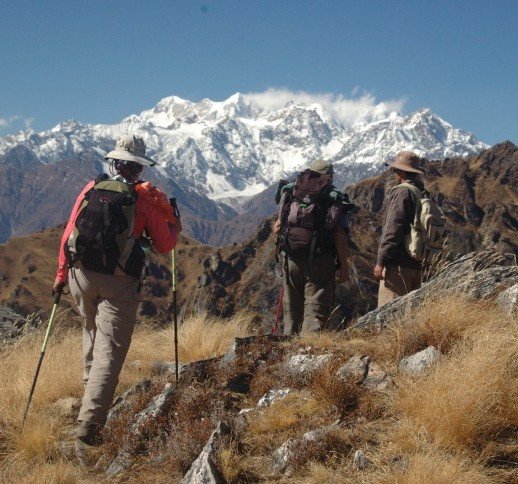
[0,296,516,483]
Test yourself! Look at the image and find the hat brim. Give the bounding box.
[104,149,156,167]
[384,161,424,175]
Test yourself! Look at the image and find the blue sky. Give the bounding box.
[1,0,516,144]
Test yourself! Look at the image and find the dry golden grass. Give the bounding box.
[0,310,251,482]
[391,313,518,451]
[118,312,252,392]
[239,296,518,482]
[375,448,500,484]
[248,391,322,436]
[1,294,515,482]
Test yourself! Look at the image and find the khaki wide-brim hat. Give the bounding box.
[104,135,156,167]
[385,151,424,174]
[309,159,334,175]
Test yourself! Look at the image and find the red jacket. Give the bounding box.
[56,180,180,282]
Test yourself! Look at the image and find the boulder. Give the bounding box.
[0,306,28,343]
[362,362,393,390]
[181,422,231,484]
[257,388,292,407]
[272,424,337,475]
[336,355,370,383]
[106,383,177,478]
[354,250,518,330]
[353,449,369,469]
[107,379,152,424]
[497,283,518,315]
[337,354,392,390]
[399,346,442,375]
[286,354,333,373]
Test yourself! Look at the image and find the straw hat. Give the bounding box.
[104,135,156,167]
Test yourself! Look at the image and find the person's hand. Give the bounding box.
[273,219,281,234]
[336,265,350,283]
[374,264,384,281]
[52,279,66,296]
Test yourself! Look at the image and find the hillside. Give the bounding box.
[0,143,516,332]
[0,250,516,482]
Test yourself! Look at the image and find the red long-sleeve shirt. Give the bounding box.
[56,180,180,282]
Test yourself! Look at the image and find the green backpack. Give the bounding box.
[66,177,145,277]
[397,183,447,264]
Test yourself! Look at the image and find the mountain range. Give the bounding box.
[1,142,515,326]
[0,93,488,244]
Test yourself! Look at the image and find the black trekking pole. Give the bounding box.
[169,198,180,384]
[22,287,63,429]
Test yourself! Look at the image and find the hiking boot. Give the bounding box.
[76,421,103,446]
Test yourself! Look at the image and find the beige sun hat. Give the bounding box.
[104,135,156,167]
[309,159,334,175]
[385,151,424,174]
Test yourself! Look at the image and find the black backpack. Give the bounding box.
[276,169,344,260]
[66,177,145,277]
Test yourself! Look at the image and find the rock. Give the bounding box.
[389,455,409,471]
[128,360,181,377]
[220,335,290,367]
[227,372,252,393]
[353,449,368,469]
[497,283,518,315]
[286,354,333,373]
[0,306,27,343]
[130,383,176,434]
[354,250,518,330]
[272,425,337,475]
[272,438,296,475]
[139,300,157,317]
[107,379,152,423]
[49,397,81,419]
[336,354,391,390]
[106,383,177,477]
[181,421,231,484]
[363,362,392,390]
[106,450,134,478]
[336,355,370,383]
[257,388,292,407]
[399,346,442,375]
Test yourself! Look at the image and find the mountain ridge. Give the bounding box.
[0,93,488,244]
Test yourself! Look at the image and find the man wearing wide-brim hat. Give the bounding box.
[374,151,425,307]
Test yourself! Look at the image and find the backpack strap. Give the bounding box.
[392,182,423,226]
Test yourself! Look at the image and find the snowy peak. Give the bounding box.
[0,93,488,199]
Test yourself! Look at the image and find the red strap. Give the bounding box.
[272,286,284,335]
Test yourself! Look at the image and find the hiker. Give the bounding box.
[274,159,351,335]
[52,135,181,446]
[374,151,425,307]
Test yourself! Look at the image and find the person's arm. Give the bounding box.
[140,201,181,254]
[334,226,349,283]
[374,187,413,280]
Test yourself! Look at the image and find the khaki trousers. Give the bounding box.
[377,265,422,308]
[69,266,140,426]
[282,253,335,335]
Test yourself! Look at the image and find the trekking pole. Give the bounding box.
[22,287,63,429]
[272,285,284,335]
[169,198,180,384]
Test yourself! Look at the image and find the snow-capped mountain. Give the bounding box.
[0,93,487,201]
[0,93,488,244]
